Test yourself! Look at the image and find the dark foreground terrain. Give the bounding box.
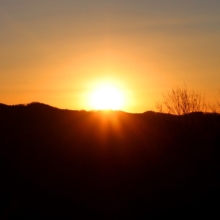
[0,103,219,219]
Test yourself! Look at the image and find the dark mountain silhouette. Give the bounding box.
[0,102,219,219]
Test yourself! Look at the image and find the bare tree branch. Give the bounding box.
[156,85,206,115]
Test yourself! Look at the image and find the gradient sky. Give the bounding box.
[0,0,220,112]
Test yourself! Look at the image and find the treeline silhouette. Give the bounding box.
[0,102,219,219]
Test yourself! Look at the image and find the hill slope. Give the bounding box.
[0,103,219,218]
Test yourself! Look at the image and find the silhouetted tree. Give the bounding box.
[156,84,206,115]
[210,90,220,113]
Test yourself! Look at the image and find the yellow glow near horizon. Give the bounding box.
[90,83,125,110]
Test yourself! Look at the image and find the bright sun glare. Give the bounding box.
[90,83,124,110]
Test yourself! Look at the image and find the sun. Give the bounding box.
[90,83,124,110]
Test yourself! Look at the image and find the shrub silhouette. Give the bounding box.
[210,90,220,113]
[156,84,206,115]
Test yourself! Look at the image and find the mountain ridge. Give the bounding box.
[0,102,219,218]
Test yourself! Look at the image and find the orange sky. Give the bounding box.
[0,1,220,112]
